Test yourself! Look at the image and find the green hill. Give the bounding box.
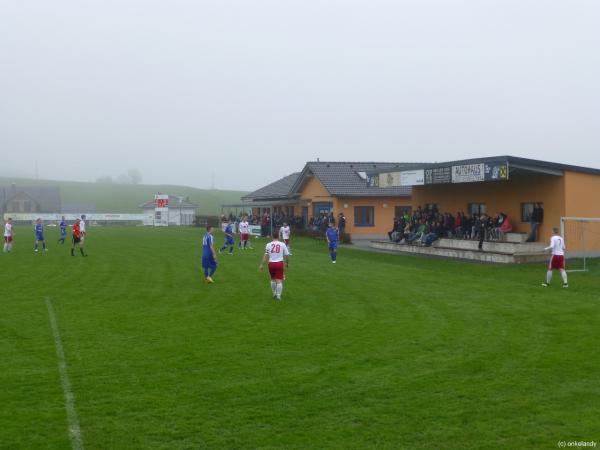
[0,177,247,215]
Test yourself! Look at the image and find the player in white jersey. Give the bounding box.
[3,218,14,253]
[279,222,292,254]
[541,227,568,288]
[238,216,252,249]
[259,231,290,300]
[79,215,87,251]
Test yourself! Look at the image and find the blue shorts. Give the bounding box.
[36,234,44,241]
[329,242,338,250]
[202,256,217,269]
[224,236,235,246]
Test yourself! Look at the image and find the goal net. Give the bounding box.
[560,217,600,272]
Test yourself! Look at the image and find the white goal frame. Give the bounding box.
[560,216,600,272]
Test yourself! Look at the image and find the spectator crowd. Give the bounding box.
[387,205,516,249]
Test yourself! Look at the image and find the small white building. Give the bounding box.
[140,195,198,226]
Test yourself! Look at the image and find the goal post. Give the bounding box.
[560,217,600,272]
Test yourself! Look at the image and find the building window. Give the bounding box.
[521,203,543,223]
[469,203,486,216]
[395,206,412,219]
[354,206,375,227]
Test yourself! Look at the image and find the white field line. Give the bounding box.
[45,297,84,450]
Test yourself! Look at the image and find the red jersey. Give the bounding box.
[72,222,81,238]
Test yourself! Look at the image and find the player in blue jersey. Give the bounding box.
[218,220,235,255]
[34,218,47,252]
[202,225,218,283]
[326,222,339,263]
[58,216,67,244]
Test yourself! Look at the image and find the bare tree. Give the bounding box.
[128,169,142,185]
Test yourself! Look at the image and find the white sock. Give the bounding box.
[560,270,568,284]
[276,283,283,297]
[546,271,552,284]
[270,281,277,294]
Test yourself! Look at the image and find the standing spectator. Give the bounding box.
[261,212,270,237]
[338,213,346,235]
[476,215,487,251]
[526,203,544,242]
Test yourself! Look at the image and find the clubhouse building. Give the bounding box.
[229,156,600,246]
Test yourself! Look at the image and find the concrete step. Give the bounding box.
[434,238,546,254]
[505,232,530,243]
[370,240,549,264]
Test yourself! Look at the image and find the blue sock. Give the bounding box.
[43,243,46,249]
[333,251,337,261]
[203,267,209,278]
[34,243,38,250]
[209,266,217,277]
[229,247,233,254]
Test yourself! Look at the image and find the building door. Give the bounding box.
[313,202,333,217]
[302,207,308,228]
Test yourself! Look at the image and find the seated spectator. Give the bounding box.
[499,213,512,240]
[388,217,401,242]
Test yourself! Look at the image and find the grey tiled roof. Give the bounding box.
[1,186,62,212]
[293,162,420,197]
[242,172,301,201]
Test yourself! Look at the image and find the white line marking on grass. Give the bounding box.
[45,297,84,450]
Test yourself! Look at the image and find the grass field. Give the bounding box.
[0,176,247,215]
[1,226,599,450]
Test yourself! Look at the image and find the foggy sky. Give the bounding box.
[1,0,599,191]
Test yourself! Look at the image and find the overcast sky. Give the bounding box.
[1,0,599,191]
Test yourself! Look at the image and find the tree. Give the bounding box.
[128,169,142,185]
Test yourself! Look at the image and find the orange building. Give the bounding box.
[231,157,600,250]
[369,156,600,246]
[237,162,422,238]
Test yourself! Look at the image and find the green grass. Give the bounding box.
[0,176,247,215]
[1,226,599,449]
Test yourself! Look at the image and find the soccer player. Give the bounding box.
[58,216,67,244]
[34,218,47,252]
[3,217,14,253]
[259,231,290,300]
[202,225,218,283]
[279,222,292,254]
[326,222,339,263]
[71,218,86,256]
[219,220,235,255]
[79,214,87,253]
[542,227,568,288]
[238,215,252,250]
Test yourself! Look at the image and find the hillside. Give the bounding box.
[0,177,248,215]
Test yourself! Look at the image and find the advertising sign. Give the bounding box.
[154,194,169,226]
[425,166,452,184]
[452,164,485,183]
[378,172,401,188]
[484,162,509,181]
[400,170,425,186]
